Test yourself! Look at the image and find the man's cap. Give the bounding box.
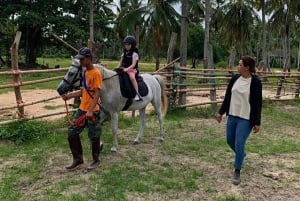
[75,47,92,59]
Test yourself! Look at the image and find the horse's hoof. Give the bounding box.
[133,140,139,145]
[110,148,117,156]
[100,142,104,152]
[159,138,164,143]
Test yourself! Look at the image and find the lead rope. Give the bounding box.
[64,100,74,125]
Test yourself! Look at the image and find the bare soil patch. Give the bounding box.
[1,89,300,200]
[0,89,65,121]
[0,88,290,122]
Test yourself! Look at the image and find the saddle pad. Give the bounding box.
[115,69,148,99]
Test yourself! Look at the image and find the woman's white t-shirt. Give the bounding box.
[229,76,252,120]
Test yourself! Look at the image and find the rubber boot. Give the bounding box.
[87,138,101,170]
[65,135,84,170]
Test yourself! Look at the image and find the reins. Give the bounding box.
[102,73,119,81]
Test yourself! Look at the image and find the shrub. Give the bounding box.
[215,61,228,69]
[0,120,51,144]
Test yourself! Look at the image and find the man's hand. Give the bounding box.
[86,111,95,122]
[61,94,71,101]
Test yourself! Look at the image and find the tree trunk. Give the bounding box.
[283,33,290,72]
[228,46,236,71]
[25,26,41,66]
[167,32,177,63]
[155,51,160,70]
[298,43,300,70]
[261,0,268,72]
[89,0,94,42]
[134,25,140,48]
[179,0,188,107]
[203,0,211,69]
[180,0,188,67]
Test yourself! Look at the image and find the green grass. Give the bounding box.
[0,58,157,95]
[1,58,300,200]
[1,100,300,200]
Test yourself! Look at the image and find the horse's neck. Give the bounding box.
[94,64,116,78]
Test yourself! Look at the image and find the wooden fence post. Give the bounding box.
[178,67,187,108]
[276,75,285,98]
[11,31,24,117]
[295,68,300,98]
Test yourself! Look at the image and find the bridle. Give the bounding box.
[62,64,83,90]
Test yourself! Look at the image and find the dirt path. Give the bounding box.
[0,88,293,122]
[0,89,65,121]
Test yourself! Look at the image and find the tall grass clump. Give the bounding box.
[0,120,53,144]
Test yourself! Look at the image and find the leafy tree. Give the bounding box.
[118,0,180,69]
[187,24,204,68]
[217,0,259,68]
[0,0,115,67]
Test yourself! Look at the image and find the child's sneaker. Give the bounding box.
[134,94,143,101]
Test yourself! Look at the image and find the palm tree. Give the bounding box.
[219,0,259,68]
[267,0,300,72]
[203,0,211,69]
[180,0,188,67]
[119,0,180,70]
[115,0,142,43]
[188,0,204,23]
[250,0,268,72]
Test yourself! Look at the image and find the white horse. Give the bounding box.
[57,58,168,153]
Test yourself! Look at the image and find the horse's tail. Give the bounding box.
[154,75,168,116]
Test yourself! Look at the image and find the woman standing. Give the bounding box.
[216,56,262,185]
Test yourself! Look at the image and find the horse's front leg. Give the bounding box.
[110,112,119,154]
[133,108,146,145]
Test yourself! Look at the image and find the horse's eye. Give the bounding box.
[68,72,74,76]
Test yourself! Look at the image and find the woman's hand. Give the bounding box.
[216,113,223,123]
[253,125,260,133]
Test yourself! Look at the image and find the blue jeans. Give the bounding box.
[226,115,252,170]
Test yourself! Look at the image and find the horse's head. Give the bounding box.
[57,58,83,95]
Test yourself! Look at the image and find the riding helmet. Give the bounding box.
[123,36,136,47]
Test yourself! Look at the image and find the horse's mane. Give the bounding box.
[94,64,117,79]
[71,58,116,79]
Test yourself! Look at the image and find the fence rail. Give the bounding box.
[1,33,300,125]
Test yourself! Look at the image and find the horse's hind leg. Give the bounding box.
[152,102,164,142]
[110,112,119,154]
[133,108,146,145]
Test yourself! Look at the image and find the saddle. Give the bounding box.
[114,68,149,111]
[114,68,148,99]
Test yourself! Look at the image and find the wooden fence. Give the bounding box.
[0,32,73,125]
[2,62,300,125]
[156,64,300,109]
[1,32,300,125]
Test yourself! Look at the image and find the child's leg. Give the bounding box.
[128,72,139,93]
[127,69,142,101]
